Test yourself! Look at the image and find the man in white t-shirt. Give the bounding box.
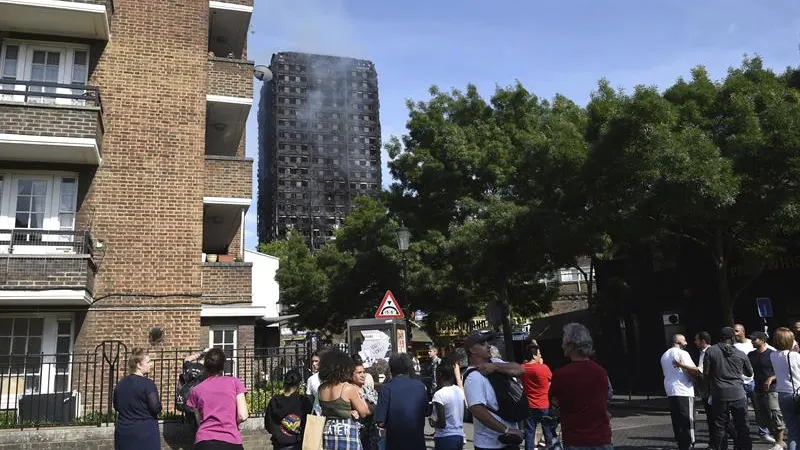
[305,351,322,415]
[462,332,524,450]
[660,334,697,450]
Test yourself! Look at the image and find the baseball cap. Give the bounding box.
[749,331,768,342]
[463,331,493,350]
[720,327,736,340]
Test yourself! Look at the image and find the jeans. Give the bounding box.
[435,435,465,450]
[778,392,800,450]
[525,408,557,450]
[710,397,752,450]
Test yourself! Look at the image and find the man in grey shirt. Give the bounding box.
[703,327,754,450]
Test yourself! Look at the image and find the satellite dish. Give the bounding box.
[254,65,272,82]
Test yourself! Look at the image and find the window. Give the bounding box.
[0,172,79,253]
[0,41,90,105]
[209,328,236,376]
[0,315,73,396]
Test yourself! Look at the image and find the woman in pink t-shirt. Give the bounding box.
[186,348,249,450]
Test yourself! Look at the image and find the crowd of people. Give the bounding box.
[109,321,615,450]
[295,321,612,450]
[661,322,800,450]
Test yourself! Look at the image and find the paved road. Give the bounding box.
[423,406,776,449]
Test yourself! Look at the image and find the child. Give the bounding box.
[265,370,314,450]
[428,362,466,450]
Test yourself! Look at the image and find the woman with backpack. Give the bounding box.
[186,348,249,450]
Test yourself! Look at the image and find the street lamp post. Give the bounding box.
[395,224,411,343]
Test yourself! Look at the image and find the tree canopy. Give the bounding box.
[261,57,800,333]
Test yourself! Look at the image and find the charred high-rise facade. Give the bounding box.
[258,52,382,249]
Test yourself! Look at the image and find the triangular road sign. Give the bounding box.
[375,290,405,319]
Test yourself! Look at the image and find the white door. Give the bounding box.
[26,48,65,105]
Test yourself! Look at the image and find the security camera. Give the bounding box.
[254,65,272,82]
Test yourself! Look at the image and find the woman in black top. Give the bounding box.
[113,348,162,450]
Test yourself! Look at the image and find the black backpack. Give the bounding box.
[463,367,531,423]
[175,372,207,413]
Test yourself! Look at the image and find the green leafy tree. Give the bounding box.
[584,58,800,325]
[386,83,590,354]
[258,231,330,331]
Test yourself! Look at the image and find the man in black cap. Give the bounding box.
[703,327,754,450]
[462,331,524,450]
[748,331,785,449]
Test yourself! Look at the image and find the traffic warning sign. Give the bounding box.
[375,290,405,319]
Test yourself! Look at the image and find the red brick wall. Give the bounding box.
[0,104,102,141]
[204,156,253,198]
[75,0,209,350]
[201,263,252,305]
[0,256,95,292]
[228,224,243,257]
[74,308,202,354]
[207,57,254,99]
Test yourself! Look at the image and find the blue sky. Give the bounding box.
[243,0,800,250]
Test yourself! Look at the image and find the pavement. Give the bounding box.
[422,400,777,450]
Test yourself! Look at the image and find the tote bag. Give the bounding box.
[302,414,325,450]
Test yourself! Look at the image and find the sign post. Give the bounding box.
[756,297,773,335]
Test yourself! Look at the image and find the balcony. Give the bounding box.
[201,261,252,305]
[208,57,253,100]
[0,229,96,305]
[206,58,252,157]
[0,0,113,41]
[208,1,252,60]
[205,156,252,199]
[0,80,103,165]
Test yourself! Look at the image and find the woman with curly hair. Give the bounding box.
[318,349,371,450]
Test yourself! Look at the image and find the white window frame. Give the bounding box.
[0,313,75,409]
[0,40,90,105]
[0,171,79,254]
[209,327,237,376]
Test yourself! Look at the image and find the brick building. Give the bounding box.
[257,52,382,249]
[0,0,264,409]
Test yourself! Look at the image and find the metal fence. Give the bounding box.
[0,341,310,429]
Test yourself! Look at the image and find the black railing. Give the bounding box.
[0,229,94,256]
[0,343,310,429]
[0,80,102,110]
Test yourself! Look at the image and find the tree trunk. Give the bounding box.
[714,229,734,327]
[574,258,595,307]
[499,282,516,362]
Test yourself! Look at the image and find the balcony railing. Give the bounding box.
[0,80,102,111]
[0,230,96,293]
[0,343,309,428]
[0,229,93,256]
